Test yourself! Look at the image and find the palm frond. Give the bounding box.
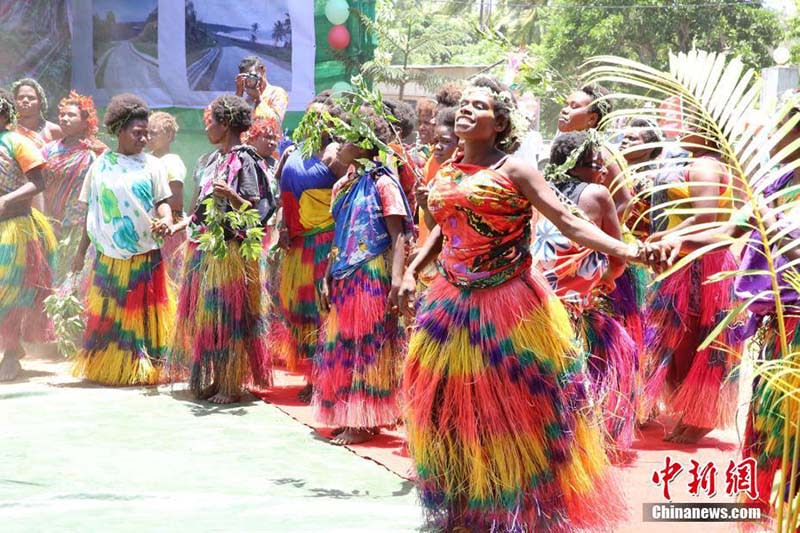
[586,50,800,529]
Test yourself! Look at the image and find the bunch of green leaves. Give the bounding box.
[333,75,397,155]
[43,280,84,358]
[295,74,406,172]
[292,107,327,159]
[197,197,265,261]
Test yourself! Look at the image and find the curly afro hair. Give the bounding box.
[312,90,333,105]
[384,98,417,140]
[12,78,48,116]
[435,83,463,108]
[549,131,594,169]
[360,105,393,148]
[467,75,519,153]
[0,88,17,126]
[148,111,180,139]
[209,94,252,134]
[580,83,612,126]
[416,98,436,123]
[104,93,149,136]
[435,106,456,130]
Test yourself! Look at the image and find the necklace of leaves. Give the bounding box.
[197,151,265,262]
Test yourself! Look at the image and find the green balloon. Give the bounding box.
[331,81,351,94]
[325,0,350,25]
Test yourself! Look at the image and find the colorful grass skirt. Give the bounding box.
[172,241,270,396]
[312,253,403,428]
[72,249,174,386]
[644,248,741,429]
[270,230,333,374]
[0,210,56,348]
[743,314,800,516]
[581,305,638,451]
[403,272,624,531]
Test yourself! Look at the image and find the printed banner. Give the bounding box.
[67,0,316,110]
[0,2,73,107]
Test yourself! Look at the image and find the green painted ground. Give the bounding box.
[1,368,423,532]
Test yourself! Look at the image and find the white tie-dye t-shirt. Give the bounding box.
[79,151,171,259]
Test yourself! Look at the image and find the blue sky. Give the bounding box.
[193,0,289,29]
[93,0,158,23]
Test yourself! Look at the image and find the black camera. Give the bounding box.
[244,72,261,89]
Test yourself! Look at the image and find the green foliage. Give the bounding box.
[197,198,265,261]
[292,108,327,159]
[538,1,782,76]
[295,75,400,163]
[44,281,85,358]
[362,0,477,96]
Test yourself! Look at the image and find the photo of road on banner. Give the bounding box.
[185,0,292,93]
[92,0,159,90]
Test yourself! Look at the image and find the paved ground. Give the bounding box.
[1,355,422,533]
[1,352,758,532]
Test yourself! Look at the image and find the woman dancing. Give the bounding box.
[312,105,413,445]
[533,131,637,452]
[70,94,174,385]
[643,123,741,443]
[399,75,638,531]
[647,95,800,514]
[170,95,273,404]
[272,99,346,401]
[0,89,56,382]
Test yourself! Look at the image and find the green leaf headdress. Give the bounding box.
[543,129,602,184]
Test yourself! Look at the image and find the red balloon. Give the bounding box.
[328,25,350,49]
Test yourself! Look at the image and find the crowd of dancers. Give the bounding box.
[1,54,799,531]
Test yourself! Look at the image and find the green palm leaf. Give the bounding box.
[584,50,800,530]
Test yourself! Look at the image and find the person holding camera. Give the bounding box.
[235,56,288,128]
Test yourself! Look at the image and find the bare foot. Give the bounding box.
[0,350,24,382]
[208,392,241,405]
[330,427,378,446]
[197,383,219,400]
[664,422,688,442]
[673,425,712,444]
[297,383,313,403]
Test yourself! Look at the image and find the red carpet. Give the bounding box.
[257,369,751,531]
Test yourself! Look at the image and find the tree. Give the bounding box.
[271,20,285,47]
[537,1,782,78]
[271,15,291,48]
[522,0,783,135]
[282,12,291,48]
[361,0,476,98]
[440,0,548,44]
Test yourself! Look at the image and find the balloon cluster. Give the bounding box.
[326,0,350,50]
